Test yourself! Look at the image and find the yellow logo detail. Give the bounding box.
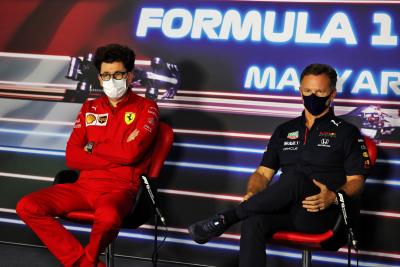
[125,112,135,125]
[86,114,96,124]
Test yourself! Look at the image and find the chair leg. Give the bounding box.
[105,242,115,267]
[302,250,312,267]
[153,214,158,267]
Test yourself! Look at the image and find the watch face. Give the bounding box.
[87,142,94,152]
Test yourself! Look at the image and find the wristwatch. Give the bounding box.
[86,142,94,154]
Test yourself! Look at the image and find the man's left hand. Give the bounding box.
[302,179,336,212]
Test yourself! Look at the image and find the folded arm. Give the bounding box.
[66,102,121,170]
[92,101,160,165]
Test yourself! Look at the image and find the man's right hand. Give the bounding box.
[242,192,254,202]
[243,166,275,202]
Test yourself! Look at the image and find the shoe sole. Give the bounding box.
[188,224,209,244]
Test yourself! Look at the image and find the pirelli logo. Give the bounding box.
[85,113,108,126]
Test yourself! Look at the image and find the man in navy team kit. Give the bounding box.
[189,63,371,267]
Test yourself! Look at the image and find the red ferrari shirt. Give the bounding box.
[66,91,160,191]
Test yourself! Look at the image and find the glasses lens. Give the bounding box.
[113,72,127,80]
[100,74,111,81]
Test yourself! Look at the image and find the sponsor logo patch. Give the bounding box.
[287,131,299,140]
[148,107,160,117]
[97,115,108,125]
[148,118,156,126]
[330,119,342,127]
[124,112,136,125]
[317,138,331,148]
[364,159,371,168]
[85,113,108,126]
[283,147,298,151]
[319,131,336,138]
[86,113,96,125]
[284,141,300,146]
[144,125,153,133]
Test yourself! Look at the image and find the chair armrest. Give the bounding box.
[53,170,79,185]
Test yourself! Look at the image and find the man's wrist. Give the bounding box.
[330,190,339,205]
[333,195,339,205]
[86,142,95,154]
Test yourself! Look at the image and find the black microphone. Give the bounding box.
[140,174,166,226]
[336,190,357,250]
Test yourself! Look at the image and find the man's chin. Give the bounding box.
[107,94,127,102]
[107,96,121,102]
[305,107,330,118]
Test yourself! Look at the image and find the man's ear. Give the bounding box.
[331,89,337,100]
[98,75,103,87]
[127,72,134,84]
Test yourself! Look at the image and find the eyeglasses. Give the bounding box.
[299,87,333,97]
[99,71,128,81]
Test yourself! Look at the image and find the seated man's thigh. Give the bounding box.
[17,183,90,217]
[292,206,339,234]
[92,190,135,227]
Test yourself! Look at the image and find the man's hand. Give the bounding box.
[243,166,275,202]
[127,129,139,142]
[242,192,254,202]
[84,142,94,154]
[302,179,336,212]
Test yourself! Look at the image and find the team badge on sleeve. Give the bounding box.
[125,112,136,125]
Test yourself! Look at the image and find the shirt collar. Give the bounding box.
[301,108,335,126]
[101,90,135,110]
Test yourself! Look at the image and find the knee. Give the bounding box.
[95,208,123,229]
[16,196,46,219]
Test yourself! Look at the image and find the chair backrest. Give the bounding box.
[147,122,174,178]
[364,136,377,166]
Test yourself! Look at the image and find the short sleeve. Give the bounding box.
[343,126,371,178]
[260,126,281,170]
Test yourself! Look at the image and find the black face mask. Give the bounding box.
[302,93,331,116]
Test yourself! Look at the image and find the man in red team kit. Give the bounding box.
[16,44,160,267]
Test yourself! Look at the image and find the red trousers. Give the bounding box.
[16,178,135,267]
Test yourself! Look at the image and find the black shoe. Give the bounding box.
[188,214,228,244]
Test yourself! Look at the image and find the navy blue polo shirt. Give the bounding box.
[260,109,371,191]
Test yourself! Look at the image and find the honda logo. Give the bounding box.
[321,139,329,145]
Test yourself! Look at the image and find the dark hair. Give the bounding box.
[93,44,135,72]
[300,63,337,89]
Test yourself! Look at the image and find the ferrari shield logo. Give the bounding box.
[125,112,135,125]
